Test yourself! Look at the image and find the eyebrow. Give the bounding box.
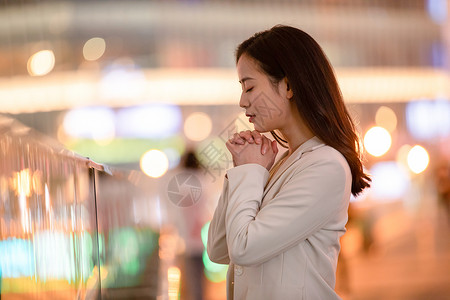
[239,77,254,84]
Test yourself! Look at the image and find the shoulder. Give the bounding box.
[295,145,351,179]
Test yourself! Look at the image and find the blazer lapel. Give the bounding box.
[263,136,325,198]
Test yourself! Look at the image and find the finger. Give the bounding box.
[225,141,237,155]
[271,140,279,154]
[225,140,232,151]
[239,130,255,143]
[260,135,270,155]
[251,130,262,144]
[233,133,245,145]
[230,133,245,145]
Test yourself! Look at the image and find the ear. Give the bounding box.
[283,77,293,100]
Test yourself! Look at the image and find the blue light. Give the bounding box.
[431,41,446,68]
[406,99,450,141]
[0,238,35,278]
[116,104,182,138]
[427,0,447,24]
[370,161,410,201]
[64,106,115,139]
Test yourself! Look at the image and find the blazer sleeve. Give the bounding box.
[207,176,231,264]
[225,158,350,267]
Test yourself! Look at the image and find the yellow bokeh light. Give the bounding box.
[168,266,181,300]
[12,168,32,197]
[140,149,169,178]
[184,112,212,142]
[27,50,55,76]
[407,145,429,174]
[83,37,106,61]
[375,106,397,132]
[364,126,392,157]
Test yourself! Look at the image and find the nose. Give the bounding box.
[239,93,249,108]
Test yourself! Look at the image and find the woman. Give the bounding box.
[207,25,370,300]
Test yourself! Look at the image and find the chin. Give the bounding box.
[252,119,275,133]
[252,125,270,133]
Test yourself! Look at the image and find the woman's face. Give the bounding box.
[236,54,292,133]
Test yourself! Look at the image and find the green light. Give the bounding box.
[200,221,227,282]
[204,267,228,283]
[201,221,210,248]
[202,251,228,283]
[80,232,94,280]
[109,228,140,275]
[122,259,139,275]
[65,136,185,164]
[202,250,226,273]
[103,227,159,288]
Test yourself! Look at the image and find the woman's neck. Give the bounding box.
[279,123,314,156]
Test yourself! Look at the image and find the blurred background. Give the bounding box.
[1,0,450,299]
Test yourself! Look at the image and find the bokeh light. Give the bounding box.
[140,149,169,178]
[167,267,181,300]
[370,161,410,201]
[375,106,397,132]
[0,238,35,278]
[100,60,146,100]
[201,222,228,283]
[116,104,182,139]
[406,99,450,140]
[44,184,51,212]
[168,266,181,300]
[109,228,140,275]
[83,37,106,61]
[184,112,213,141]
[34,231,82,281]
[63,106,115,141]
[407,145,430,174]
[426,0,447,24]
[364,126,392,157]
[27,50,55,76]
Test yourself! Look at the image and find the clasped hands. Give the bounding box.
[226,130,278,171]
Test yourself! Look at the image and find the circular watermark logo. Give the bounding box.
[167,172,202,207]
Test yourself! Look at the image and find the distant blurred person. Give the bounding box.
[207,25,370,300]
[435,159,450,225]
[174,150,209,300]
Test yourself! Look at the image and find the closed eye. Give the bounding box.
[245,87,254,93]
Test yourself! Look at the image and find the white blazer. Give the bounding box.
[207,136,351,300]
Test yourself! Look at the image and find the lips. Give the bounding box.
[246,113,256,123]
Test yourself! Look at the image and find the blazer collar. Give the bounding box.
[263,136,325,194]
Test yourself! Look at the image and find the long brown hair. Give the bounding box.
[236,25,370,196]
